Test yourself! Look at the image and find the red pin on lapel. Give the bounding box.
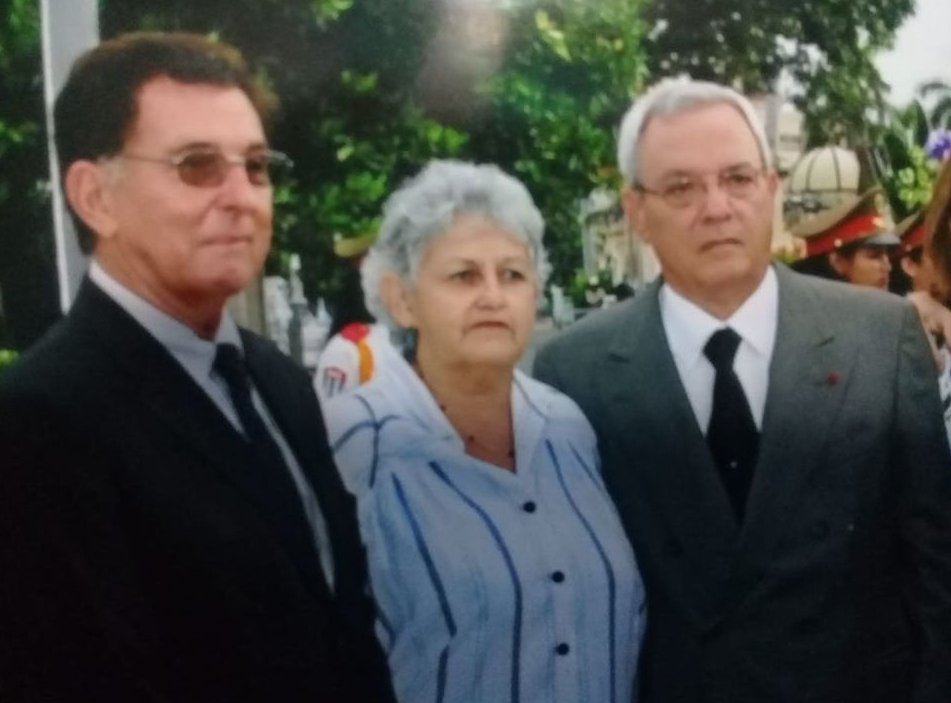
[825,371,839,386]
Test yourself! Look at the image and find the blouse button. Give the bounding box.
[551,571,565,583]
[522,501,537,513]
[555,643,570,656]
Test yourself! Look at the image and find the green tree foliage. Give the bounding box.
[101,0,647,292]
[874,100,932,219]
[1,0,922,341]
[919,80,951,130]
[101,0,469,300]
[0,0,60,350]
[644,0,915,146]
[469,0,647,286]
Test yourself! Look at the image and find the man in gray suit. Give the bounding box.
[534,77,951,703]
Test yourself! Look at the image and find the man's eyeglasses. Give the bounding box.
[119,148,293,188]
[634,167,765,209]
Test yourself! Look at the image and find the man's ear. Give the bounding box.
[63,160,118,240]
[764,168,780,200]
[379,272,416,329]
[621,186,651,245]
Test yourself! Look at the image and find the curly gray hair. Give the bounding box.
[362,159,550,331]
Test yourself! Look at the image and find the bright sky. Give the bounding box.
[876,0,951,107]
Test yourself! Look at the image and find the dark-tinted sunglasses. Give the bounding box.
[119,148,293,187]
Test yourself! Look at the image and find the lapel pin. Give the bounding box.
[825,372,839,386]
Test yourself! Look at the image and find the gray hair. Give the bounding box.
[362,159,550,331]
[616,76,774,185]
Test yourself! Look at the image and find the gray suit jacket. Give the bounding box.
[534,265,951,703]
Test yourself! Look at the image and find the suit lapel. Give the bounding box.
[72,280,259,481]
[723,266,854,613]
[241,331,350,597]
[602,282,741,621]
[240,332,329,517]
[72,282,331,598]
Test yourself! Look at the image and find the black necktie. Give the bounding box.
[213,344,328,592]
[703,328,759,520]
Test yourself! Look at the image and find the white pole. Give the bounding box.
[39,0,99,312]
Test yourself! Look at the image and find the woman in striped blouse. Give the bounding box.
[324,160,646,703]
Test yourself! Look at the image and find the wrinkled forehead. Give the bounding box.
[126,76,265,151]
[638,102,763,179]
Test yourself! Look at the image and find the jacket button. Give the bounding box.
[522,501,536,513]
[551,571,565,583]
[555,643,570,655]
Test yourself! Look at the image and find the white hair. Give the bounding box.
[362,159,550,331]
[616,76,774,185]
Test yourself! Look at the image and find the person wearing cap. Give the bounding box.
[897,207,951,303]
[314,231,395,402]
[895,207,951,449]
[791,187,901,289]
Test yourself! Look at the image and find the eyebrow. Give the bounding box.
[657,161,758,179]
[444,255,531,267]
[171,140,269,154]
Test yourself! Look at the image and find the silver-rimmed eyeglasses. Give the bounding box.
[634,166,766,209]
[118,148,293,188]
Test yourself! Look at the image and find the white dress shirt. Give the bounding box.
[88,261,335,589]
[659,266,778,433]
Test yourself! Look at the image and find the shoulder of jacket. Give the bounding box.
[340,322,372,344]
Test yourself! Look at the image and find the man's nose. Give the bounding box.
[217,163,264,207]
[698,181,730,218]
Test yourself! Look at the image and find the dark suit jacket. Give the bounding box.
[0,280,394,702]
[534,265,951,703]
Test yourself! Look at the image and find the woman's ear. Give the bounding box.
[380,272,416,329]
[828,251,847,278]
[63,160,118,241]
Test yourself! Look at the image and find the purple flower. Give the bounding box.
[926,129,951,162]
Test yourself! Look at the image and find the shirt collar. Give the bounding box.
[660,265,778,368]
[88,260,241,382]
[372,342,545,451]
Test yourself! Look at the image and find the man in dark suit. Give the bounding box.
[0,33,393,702]
[534,77,951,703]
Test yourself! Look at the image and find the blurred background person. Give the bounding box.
[927,155,951,301]
[920,158,951,444]
[891,209,951,304]
[324,160,646,703]
[790,188,900,289]
[314,232,393,402]
[896,208,951,446]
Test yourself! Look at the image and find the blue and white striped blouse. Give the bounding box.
[325,349,646,703]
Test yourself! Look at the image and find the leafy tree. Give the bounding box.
[469,0,647,285]
[101,0,648,291]
[101,0,460,300]
[918,80,951,130]
[643,0,915,146]
[0,0,60,350]
[874,100,936,219]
